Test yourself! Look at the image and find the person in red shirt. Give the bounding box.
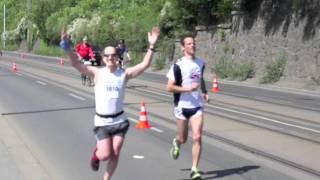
[76,36,96,86]
[76,36,96,63]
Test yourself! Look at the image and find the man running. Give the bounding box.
[60,27,160,180]
[166,36,209,180]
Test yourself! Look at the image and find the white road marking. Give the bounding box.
[69,93,86,101]
[36,80,47,85]
[151,127,163,133]
[128,117,163,133]
[133,155,144,159]
[135,87,320,134]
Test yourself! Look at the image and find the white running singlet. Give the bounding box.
[94,67,127,126]
[166,57,204,108]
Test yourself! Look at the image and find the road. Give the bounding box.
[0,52,319,180]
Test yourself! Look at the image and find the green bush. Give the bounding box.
[230,62,255,81]
[259,54,287,84]
[213,55,255,81]
[129,51,144,66]
[153,57,166,71]
[239,62,255,79]
[212,55,229,78]
[215,0,235,21]
[34,40,64,57]
[2,43,19,51]
[218,29,226,41]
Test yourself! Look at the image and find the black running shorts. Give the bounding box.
[93,120,130,140]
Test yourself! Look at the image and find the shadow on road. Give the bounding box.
[1,105,95,116]
[181,165,260,180]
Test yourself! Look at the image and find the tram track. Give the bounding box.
[2,56,320,143]
[129,83,320,142]
[139,72,320,112]
[124,87,320,178]
[2,56,320,140]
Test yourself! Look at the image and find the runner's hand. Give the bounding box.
[203,93,209,103]
[148,27,160,47]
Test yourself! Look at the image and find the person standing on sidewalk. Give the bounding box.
[60,27,160,180]
[166,36,209,180]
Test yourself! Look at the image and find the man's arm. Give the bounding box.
[125,27,160,79]
[167,79,199,93]
[201,64,209,103]
[65,49,97,78]
[200,65,207,94]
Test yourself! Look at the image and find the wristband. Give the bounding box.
[148,47,155,52]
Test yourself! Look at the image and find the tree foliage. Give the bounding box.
[0,0,235,50]
[159,0,235,38]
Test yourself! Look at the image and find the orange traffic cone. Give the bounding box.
[60,58,65,65]
[135,102,152,129]
[12,62,17,73]
[211,76,220,93]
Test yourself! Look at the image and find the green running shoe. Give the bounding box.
[190,167,202,180]
[170,138,180,160]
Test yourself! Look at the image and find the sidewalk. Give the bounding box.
[0,114,50,180]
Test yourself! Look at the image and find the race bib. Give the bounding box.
[105,81,121,98]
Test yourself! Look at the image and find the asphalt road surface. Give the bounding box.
[0,53,319,180]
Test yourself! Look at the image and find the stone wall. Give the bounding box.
[173,1,320,88]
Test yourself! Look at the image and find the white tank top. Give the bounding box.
[94,67,127,126]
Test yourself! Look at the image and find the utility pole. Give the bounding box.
[26,0,32,51]
[3,4,5,49]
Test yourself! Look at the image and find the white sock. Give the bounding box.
[191,166,198,171]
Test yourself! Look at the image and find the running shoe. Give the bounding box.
[90,147,100,171]
[170,138,180,160]
[190,167,202,180]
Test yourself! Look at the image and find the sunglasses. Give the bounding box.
[103,54,118,58]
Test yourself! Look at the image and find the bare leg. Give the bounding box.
[96,138,112,161]
[189,114,203,168]
[176,119,188,146]
[103,135,125,180]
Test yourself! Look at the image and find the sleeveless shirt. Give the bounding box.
[166,57,204,108]
[94,67,127,126]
